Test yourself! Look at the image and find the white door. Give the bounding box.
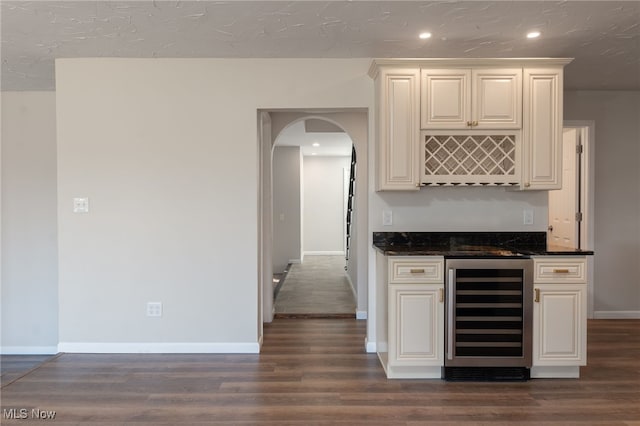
[548,128,579,248]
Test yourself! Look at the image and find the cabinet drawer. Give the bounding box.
[389,257,444,283]
[534,258,586,283]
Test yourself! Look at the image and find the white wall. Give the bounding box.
[12,59,633,355]
[565,90,640,316]
[370,187,548,231]
[303,155,351,254]
[1,91,58,354]
[272,146,302,272]
[55,58,372,352]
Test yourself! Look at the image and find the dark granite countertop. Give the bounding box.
[373,232,593,257]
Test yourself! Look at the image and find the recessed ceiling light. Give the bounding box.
[419,32,432,40]
[312,142,320,147]
[527,31,541,39]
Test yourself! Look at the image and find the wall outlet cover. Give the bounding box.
[382,210,393,226]
[146,302,163,317]
[523,209,534,225]
[73,197,89,213]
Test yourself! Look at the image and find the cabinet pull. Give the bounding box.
[410,268,425,274]
[471,120,478,127]
[447,269,454,360]
[439,288,444,303]
[553,269,570,274]
[466,121,472,127]
[534,288,540,303]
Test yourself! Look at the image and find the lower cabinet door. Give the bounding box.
[389,285,444,366]
[533,284,586,366]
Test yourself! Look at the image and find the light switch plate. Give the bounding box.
[73,197,89,213]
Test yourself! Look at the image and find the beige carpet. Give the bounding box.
[274,255,356,315]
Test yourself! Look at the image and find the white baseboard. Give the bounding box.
[288,258,301,264]
[365,338,376,353]
[356,310,367,320]
[1,346,59,355]
[530,366,581,379]
[593,310,640,319]
[57,342,260,354]
[303,251,345,256]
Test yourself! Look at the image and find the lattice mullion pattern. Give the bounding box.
[424,135,516,179]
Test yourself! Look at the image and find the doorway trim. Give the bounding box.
[258,109,369,334]
[561,120,595,318]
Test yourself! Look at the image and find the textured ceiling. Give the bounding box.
[2,1,639,91]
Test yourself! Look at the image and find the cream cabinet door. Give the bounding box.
[376,68,420,190]
[420,69,471,129]
[421,68,521,130]
[532,284,586,366]
[521,68,563,190]
[389,284,444,366]
[472,68,522,129]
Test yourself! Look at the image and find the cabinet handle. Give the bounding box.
[534,288,540,303]
[553,269,570,274]
[447,269,454,360]
[410,268,425,274]
[466,121,473,127]
[524,182,531,188]
[472,120,478,127]
[439,288,444,303]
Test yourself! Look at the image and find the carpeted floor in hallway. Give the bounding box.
[273,255,356,316]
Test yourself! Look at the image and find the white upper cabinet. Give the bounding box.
[521,68,563,190]
[421,68,522,130]
[368,59,572,191]
[472,69,522,129]
[420,69,471,129]
[374,67,420,191]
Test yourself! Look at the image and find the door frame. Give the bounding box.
[258,109,369,333]
[560,120,595,318]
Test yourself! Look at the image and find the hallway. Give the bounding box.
[273,255,356,317]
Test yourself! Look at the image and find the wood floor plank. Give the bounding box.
[1,319,639,424]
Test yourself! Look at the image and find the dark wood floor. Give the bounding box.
[1,319,639,424]
[1,354,58,386]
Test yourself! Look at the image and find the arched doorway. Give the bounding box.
[257,110,368,331]
[272,118,355,316]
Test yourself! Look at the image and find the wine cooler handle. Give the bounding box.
[447,268,454,360]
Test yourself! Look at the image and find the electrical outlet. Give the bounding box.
[523,209,534,225]
[73,197,89,213]
[146,302,162,317]
[382,210,393,226]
